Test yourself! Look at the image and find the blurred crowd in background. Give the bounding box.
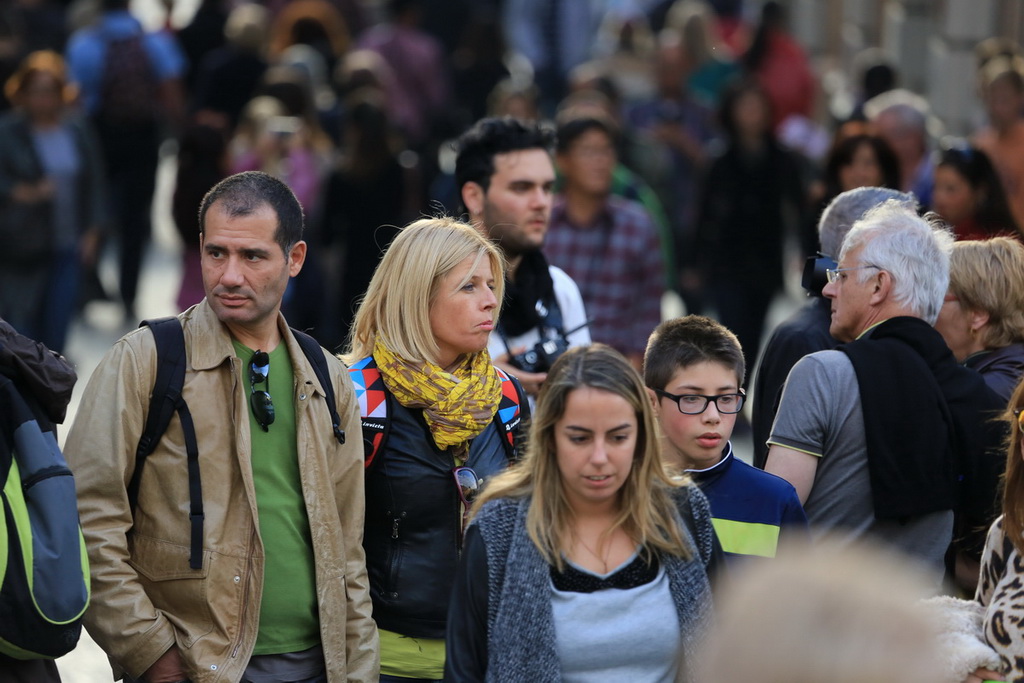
[1,0,1022,360]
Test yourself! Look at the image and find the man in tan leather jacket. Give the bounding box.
[64,171,378,683]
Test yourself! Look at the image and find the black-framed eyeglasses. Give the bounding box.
[249,350,275,432]
[452,466,480,547]
[1015,409,1024,435]
[825,264,881,284]
[653,389,745,415]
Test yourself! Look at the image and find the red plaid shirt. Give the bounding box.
[544,196,664,357]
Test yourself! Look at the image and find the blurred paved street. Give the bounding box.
[55,143,182,683]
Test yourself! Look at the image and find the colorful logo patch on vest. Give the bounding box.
[495,368,521,445]
[349,356,387,418]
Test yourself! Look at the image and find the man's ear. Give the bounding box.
[287,240,307,277]
[869,269,892,305]
[461,181,485,217]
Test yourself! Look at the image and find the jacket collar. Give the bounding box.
[186,299,294,372]
[685,442,733,485]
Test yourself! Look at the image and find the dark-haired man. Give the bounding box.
[456,117,590,396]
[65,172,378,683]
[545,114,664,369]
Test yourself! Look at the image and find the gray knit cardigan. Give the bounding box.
[473,484,717,682]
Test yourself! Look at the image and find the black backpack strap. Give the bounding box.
[131,317,204,570]
[291,329,345,445]
[130,318,185,508]
[179,399,203,570]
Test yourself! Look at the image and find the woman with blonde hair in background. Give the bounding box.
[935,236,1024,403]
[344,217,526,682]
[445,344,721,682]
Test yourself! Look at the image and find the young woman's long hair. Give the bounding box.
[1003,377,1024,555]
[937,146,1019,236]
[472,344,693,570]
[822,133,901,200]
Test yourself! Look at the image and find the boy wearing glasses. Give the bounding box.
[644,315,807,563]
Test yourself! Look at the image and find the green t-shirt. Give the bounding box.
[234,340,320,655]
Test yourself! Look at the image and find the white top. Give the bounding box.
[488,265,591,360]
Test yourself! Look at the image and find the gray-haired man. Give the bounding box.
[765,200,1005,590]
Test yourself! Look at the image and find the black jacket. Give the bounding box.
[363,397,522,639]
[0,318,76,420]
[696,138,806,289]
[752,297,835,468]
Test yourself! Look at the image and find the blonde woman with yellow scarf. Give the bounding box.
[343,217,527,682]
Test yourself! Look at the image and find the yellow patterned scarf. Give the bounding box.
[373,340,502,459]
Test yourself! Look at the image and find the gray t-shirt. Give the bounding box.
[768,350,952,575]
[552,555,680,682]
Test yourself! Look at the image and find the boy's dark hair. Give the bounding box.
[554,114,618,154]
[454,117,555,194]
[643,315,746,391]
[199,171,304,254]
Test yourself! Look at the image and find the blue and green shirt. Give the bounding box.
[687,443,809,562]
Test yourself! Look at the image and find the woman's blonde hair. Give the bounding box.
[948,236,1024,348]
[472,344,692,570]
[344,216,505,365]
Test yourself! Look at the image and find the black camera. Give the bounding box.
[801,253,837,298]
[510,336,571,374]
[506,319,591,374]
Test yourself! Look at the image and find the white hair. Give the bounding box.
[818,187,917,259]
[863,89,929,132]
[839,201,953,325]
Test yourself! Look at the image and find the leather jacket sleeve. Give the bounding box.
[444,524,490,682]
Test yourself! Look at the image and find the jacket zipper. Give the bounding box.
[385,510,406,595]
